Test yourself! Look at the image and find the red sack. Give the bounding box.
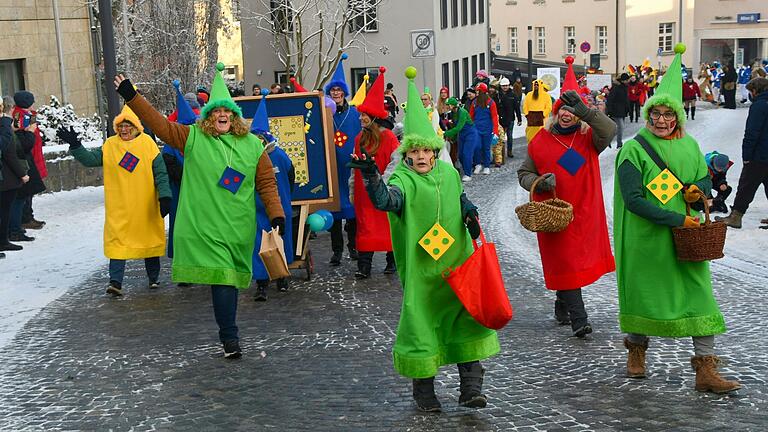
[442,228,513,330]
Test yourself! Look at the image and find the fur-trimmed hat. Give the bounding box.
[641,44,686,127]
[397,67,444,154]
[200,62,243,119]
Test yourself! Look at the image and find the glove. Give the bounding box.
[559,90,590,118]
[159,197,172,218]
[465,209,481,240]
[346,147,378,177]
[684,184,704,203]
[56,127,82,149]
[271,217,286,236]
[116,77,138,101]
[682,215,700,228]
[535,173,556,192]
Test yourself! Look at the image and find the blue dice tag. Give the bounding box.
[218,166,246,194]
[118,151,140,173]
[557,148,586,176]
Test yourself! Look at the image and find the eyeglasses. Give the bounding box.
[117,124,135,130]
[649,110,676,121]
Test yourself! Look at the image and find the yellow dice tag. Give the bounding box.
[419,223,455,261]
[646,168,682,204]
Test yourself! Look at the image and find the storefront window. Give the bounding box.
[0,59,25,98]
[700,39,735,65]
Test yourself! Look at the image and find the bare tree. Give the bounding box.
[240,0,384,90]
[97,0,226,113]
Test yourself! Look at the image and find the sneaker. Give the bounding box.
[22,219,45,230]
[106,281,123,297]
[277,279,288,292]
[573,324,593,339]
[223,340,242,359]
[149,281,160,289]
[329,251,342,266]
[0,242,23,251]
[473,164,482,175]
[461,175,472,182]
[254,286,267,301]
[482,167,490,175]
[9,232,34,242]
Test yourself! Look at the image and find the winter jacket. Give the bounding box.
[0,117,27,192]
[682,81,701,101]
[627,81,643,102]
[606,82,630,118]
[13,128,45,196]
[498,89,521,128]
[742,91,768,163]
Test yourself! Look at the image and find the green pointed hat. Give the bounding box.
[642,43,686,127]
[200,62,243,120]
[397,66,443,154]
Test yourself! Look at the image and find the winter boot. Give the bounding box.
[254,280,268,301]
[355,261,372,279]
[690,106,696,120]
[684,107,690,118]
[348,247,359,261]
[554,298,570,325]
[690,355,741,394]
[383,253,397,274]
[458,362,487,408]
[711,199,729,214]
[715,210,743,228]
[624,337,648,378]
[223,340,242,359]
[329,250,342,266]
[106,281,123,297]
[277,278,289,292]
[412,378,441,412]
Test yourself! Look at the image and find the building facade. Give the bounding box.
[240,0,489,101]
[0,0,97,114]
[693,0,768,67]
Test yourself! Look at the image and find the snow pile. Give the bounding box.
[0,187,106,349]
[36,95,103,146]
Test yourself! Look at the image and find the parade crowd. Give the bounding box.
[1,43,768,413]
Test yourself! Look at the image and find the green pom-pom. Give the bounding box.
[674,43,686,54]
[405,66,417,80]
[216,62,225,72]
[424,86,430,94]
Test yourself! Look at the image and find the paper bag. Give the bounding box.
[259,228,290,280]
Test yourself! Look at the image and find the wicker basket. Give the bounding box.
[515,176,574,233]
[671,197,727,262]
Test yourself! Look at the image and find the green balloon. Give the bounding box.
[307,214,325,232]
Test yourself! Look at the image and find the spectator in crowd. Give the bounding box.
[269,83,283,94]
[627,75,642,122]
[0,96,29,255]
[606,73,631,148]
[498,77,522,158]
[682,76,701,120]
[704,151,733,213]
[252,84,262,96]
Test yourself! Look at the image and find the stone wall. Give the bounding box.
[43,151,103,193]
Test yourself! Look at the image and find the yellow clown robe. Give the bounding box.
[71,106,170,259]
[522,80,552,142]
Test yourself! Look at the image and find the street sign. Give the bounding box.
[579,41,591,53]
[410,30,436,58]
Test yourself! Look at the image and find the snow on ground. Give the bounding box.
[0,187,106,348]
[42,139,103,155]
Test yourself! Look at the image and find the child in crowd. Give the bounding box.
[705,151,733,213]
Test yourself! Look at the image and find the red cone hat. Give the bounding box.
[290,76,308,93]
[553,56,587,114]
[356,67,388,119]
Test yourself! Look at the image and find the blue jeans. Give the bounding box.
[108,257,161,285]
[8,197,25,234]
[211,285,239,343]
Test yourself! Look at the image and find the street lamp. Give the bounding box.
[527,25,533,90]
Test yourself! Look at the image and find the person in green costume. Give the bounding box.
[349,67,500,412]
[614,44,740,394]
[113,64,285,360]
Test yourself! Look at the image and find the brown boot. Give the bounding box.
[624,337,648,378]
[690,355,741,394]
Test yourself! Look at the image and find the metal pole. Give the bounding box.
[87,4,107,139]
[527,26,533,90]
[52,0,68,104]
[678,0,683,43]
[98,0,120,136]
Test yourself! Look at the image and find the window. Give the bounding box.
[508,27,518,54]
[349,0,378,33]
[274,70,290,85]
[471,55,478,76]
[0,59,25,98]
[565,26,576,55]
[659,22,674,53]
[351,67,380,91]
[451,0,458,27]
[462,57,469,90]
[480,53,485,71]
[442,62,450,88]
[452,60,460,97]
[536,26,546,55]
[270,0,293,33]
[470,0,477,25]
[461,0,468,26]
[440,0,448,29]
[478,0,484,23]
[596,25,608,55]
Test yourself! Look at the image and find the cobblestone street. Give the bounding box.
[0,137,766,431]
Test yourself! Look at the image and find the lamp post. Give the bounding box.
[98,0,120,136]
[527,25,533,90]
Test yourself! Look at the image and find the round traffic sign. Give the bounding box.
[580,41,591,53]
[416,33,431,50]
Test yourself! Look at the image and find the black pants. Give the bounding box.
[0,189,18,245]
[629,101,641,122]
[330,218,356,253]
[357,251,394,269]
[555,289,588,331]
[712,183,732,203]
[22,195,34,224]
[732,161,768,214]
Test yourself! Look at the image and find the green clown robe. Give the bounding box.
[613,127,726,337]
[172,125,264,289]
[387,160,500,378]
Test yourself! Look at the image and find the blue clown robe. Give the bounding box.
[252,144,295,280]
[162,145,184,258]
[332,103,361,220]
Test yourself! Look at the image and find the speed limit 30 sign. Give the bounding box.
[411,30,436,58]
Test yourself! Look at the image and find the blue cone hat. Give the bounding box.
[324,53,350,96]
[173,79,198,125]
[250,89,275,143]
